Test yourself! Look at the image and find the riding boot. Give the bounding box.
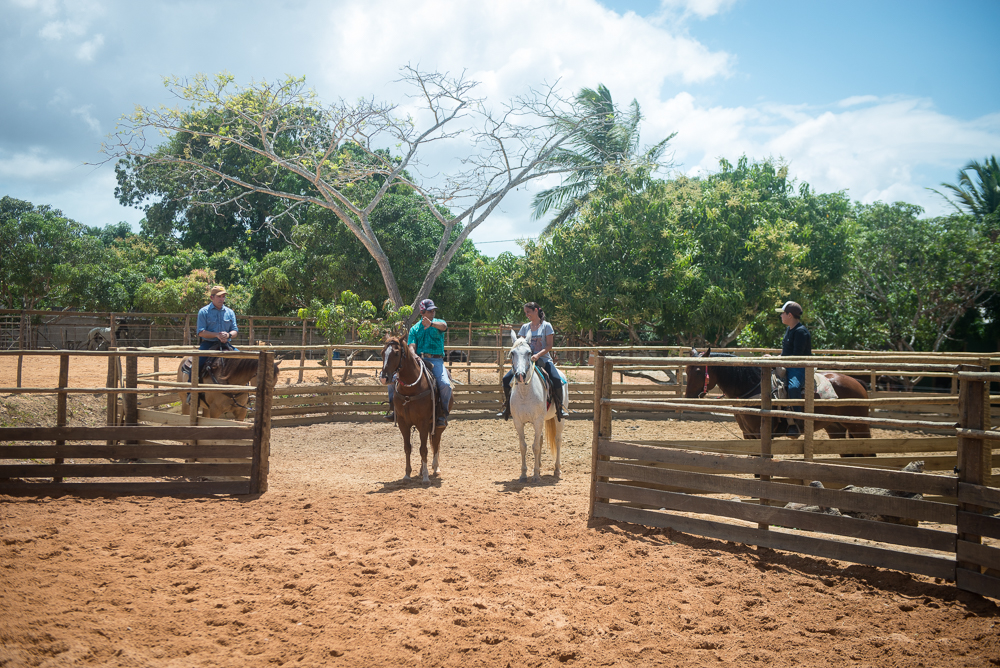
[497,382,512,420]
[553,384,565,421]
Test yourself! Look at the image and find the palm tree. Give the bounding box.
[935,156,1000,222]
[532,84,675,234]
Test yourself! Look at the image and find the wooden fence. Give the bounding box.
[588,353,1000,600]
[121,344,997,428]
[0,349,275,496]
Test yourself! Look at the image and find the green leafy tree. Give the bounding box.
[935,156,1000,235]
[474,252,526,324]
[0,197,93,310]
[816,203,996,352]
[523,166,694,343]
[531,84,675,233]
[104,69,608,314]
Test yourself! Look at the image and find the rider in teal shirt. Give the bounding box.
[386,299,453,426]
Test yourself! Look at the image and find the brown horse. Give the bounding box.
[379,336,451,483]
[178,350,280,420]
[684,349,871,442]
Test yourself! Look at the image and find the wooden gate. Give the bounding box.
[589,353,999,599]
[0,350,275,496]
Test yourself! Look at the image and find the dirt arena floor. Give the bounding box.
[1,354,999,667]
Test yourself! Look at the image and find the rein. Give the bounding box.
[394,346,426,390]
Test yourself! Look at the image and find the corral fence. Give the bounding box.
[0,349,276,497]
[588,352,1000,600]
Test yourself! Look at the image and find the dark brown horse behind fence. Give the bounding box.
[379,335,451,483]
[684,349,871,447]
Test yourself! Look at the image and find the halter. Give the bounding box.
[510,342,536,385]
[384,341,426,390]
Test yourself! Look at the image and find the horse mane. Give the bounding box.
[702,352,762,388]
[218,357,260,383]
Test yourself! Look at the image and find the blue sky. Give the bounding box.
[2,0,998,257]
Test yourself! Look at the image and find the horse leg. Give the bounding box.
[400,424,414,481]
[430,428,443,477]
[736,414,759,439]
[515,418,530,482]
[547,416,563,480]
[530,417,543,482]
[418,426,431,483]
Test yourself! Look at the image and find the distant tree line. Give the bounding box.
[2,72,997,352]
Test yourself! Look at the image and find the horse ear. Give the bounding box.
[705,346,712,357]
[524,328,532,344]
[510,329,517,345]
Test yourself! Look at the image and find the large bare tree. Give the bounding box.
[103,67,594,312]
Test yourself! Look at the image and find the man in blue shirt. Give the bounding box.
[386,298,453,426]
[196,285,239,376]
[777,300,811,436]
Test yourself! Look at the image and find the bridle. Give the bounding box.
[510,341,536,386]
[382,340,425,390]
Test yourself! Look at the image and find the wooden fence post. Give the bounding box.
[248,317,255,345]
[54,354,69,483]
[804,366,815,460]
[589,353,608,518]
[299,319,307,383]
[183,315,191,346]
[758,364,772,529]
[250,351,275,494]
[105,354,118,445]
[957,365,988,572]
[16,310,25,388]
[124,354,138,446]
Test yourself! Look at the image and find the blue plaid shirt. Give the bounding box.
[196,303,238,336]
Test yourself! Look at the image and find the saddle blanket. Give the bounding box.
[771,368,837,400]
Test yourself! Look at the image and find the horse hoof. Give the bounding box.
[553,470,561,480]
[519,474,528,483]
[422,475,430,484]
[403,474,411,481]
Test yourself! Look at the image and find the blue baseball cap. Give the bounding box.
[419,298,437,312]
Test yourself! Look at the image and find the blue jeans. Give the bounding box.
[785,367,805,401]
[388,357,452,413]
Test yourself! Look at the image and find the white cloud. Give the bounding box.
[656,0,739,20]
[639,93,1000,217]
[39,19,84,40]
[76,33,104,60]
[838,95,879,108]
[0,147,79,180]
[71,105,101,134]
[319,0,732,104]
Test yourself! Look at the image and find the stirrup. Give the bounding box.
[384,410,394,422]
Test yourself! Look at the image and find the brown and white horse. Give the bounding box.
[379,335,451,483]
[684,349,871,441]
[177,350,279,420]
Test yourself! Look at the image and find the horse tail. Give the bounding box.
[545,415,557,458]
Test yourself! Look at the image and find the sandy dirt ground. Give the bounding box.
[1,356,999,668]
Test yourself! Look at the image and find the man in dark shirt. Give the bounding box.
[777,300,811,436]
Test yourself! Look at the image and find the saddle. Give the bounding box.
[770,368,838,401]
[534,365,562,411]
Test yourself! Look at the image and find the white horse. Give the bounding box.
[85,325,128,350]
[507,329,567,482]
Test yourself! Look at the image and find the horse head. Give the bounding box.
[684,346,716,398]
[379,337,405,386]
[508,329,534,384]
